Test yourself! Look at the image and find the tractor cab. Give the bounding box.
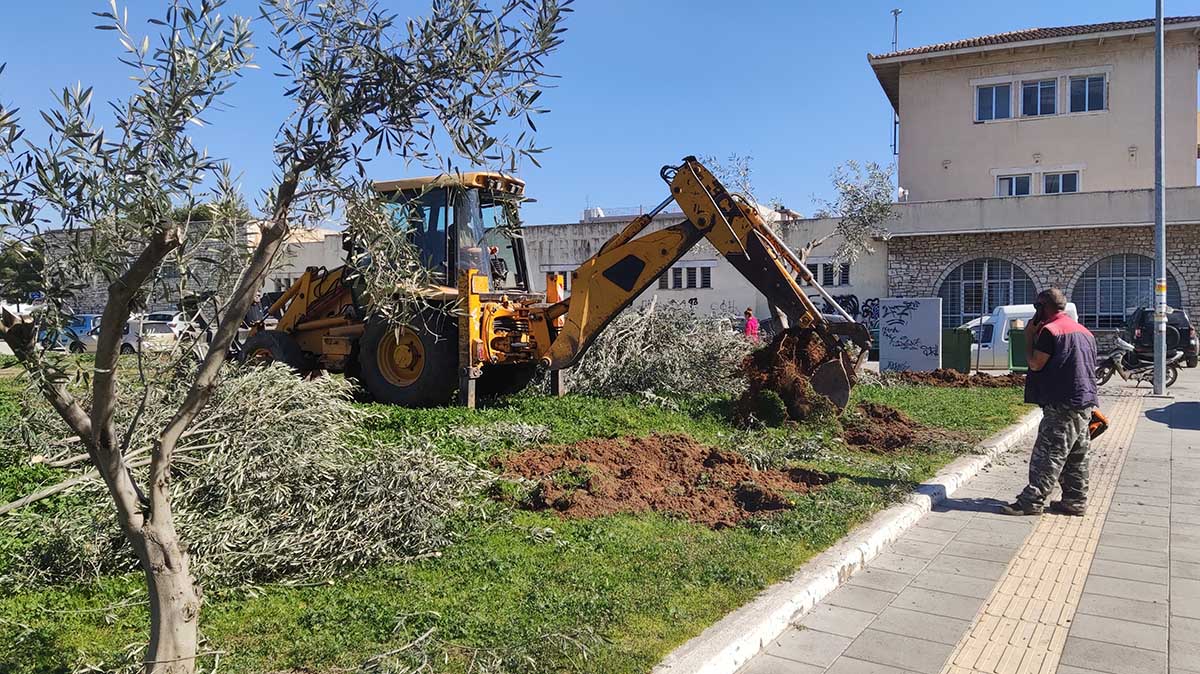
[373,172,532,296]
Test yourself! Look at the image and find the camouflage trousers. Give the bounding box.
[1017,404,1092,508]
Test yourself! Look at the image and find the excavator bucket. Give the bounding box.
[810,359,852,412]
[812,320,872,412]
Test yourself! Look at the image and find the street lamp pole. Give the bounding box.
[1152,0,1167,395]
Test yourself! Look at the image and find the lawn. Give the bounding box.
[0,372,1029,674]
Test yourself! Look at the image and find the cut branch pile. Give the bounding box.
[0,364,490,588]
[559,301,753,398]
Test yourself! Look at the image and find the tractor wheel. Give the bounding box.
[357,314,457,406]
[477,363,540,399]
[239,330,314,372]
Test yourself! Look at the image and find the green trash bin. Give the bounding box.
[1009,329,1029,372]
[941,328,973,374]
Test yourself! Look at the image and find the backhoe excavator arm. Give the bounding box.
[542,157,871,382]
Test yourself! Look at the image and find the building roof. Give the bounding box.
[868,16,1200,112]
[870,17,1200,61]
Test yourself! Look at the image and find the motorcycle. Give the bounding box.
[1095,337,1182,387]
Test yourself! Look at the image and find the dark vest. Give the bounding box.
[1024,313,1099,409]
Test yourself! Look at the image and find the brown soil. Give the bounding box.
[842,401,973,453]
[495,433,833,528]
[888,368,1025,388]
[736,327,852,424]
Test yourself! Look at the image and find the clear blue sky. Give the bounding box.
[0,0,1179,224]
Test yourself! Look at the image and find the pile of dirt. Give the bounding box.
[888,369,1025,388]
[736,327,851,424]
[495,433,833,528]
[842,401,972,453]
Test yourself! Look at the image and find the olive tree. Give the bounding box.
[0,0,568,671]
[803,160,896,264]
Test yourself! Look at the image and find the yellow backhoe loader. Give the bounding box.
[242,157,870,409]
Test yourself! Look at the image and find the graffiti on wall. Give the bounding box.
[860,297,880,330]
[878,298,942,372]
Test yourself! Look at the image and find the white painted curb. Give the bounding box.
[653,407,1044,674]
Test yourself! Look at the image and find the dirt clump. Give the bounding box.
[495,433,832,528]
[736,327,850,424]
[842,401,972,453]
[888,368,1025,388]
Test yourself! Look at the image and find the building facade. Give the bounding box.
[868,17,1200,336]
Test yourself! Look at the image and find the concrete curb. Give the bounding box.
[652,407,1044,674]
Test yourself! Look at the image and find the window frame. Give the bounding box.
[1021,78,1057,117]
[1043,171,1080,195]
[700,266,712,289]
[996,174,1032,197]
[1069,74,1106,113]
[975,83,1012,122]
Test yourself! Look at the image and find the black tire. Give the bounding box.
[1187,355,1198,369]
[119,344,136,355]
[357,314,457,406]
[68,341,85,353]
[1166,325,1182,349]
[1095,363,1115,386]
[1167,364,1180,388]
[239,330,314,372]
[477,363,539,399]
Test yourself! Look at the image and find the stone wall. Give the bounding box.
[888,223,1200,341]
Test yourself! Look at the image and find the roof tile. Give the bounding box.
[870,16,1200,60]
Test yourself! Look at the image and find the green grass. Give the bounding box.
[0,379,1031,674]
[853,384,1028,437]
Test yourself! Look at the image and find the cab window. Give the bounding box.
[388,190,449,280]
[480,201,527,291]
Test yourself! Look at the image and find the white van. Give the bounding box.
[961,303,1079,369]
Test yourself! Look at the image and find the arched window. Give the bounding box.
[937,258,1037,328]
[1072,253,1182,330]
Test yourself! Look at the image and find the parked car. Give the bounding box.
[79,319,177,354]
[39,314,102,352]
[142,311,193,334]
[1124,306,1198,368]
[960,303,1079,369]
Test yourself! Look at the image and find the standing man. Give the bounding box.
[743,308,760,343]
[1002,288,1099,517]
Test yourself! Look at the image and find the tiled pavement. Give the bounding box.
[738,374,1200,674]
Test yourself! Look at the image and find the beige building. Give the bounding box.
[261,227,344,295]
[874,18,1200,202]
[867,17,1200,339]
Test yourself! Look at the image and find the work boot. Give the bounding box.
[999,500,1043,516]
[1049,500,1086,517]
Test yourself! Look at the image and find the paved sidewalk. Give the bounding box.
[738,375,1200,674]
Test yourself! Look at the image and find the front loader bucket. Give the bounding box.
[809,358,852,412]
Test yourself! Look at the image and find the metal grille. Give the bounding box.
[1072,253,1182,330]
[937,258,1037,328]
